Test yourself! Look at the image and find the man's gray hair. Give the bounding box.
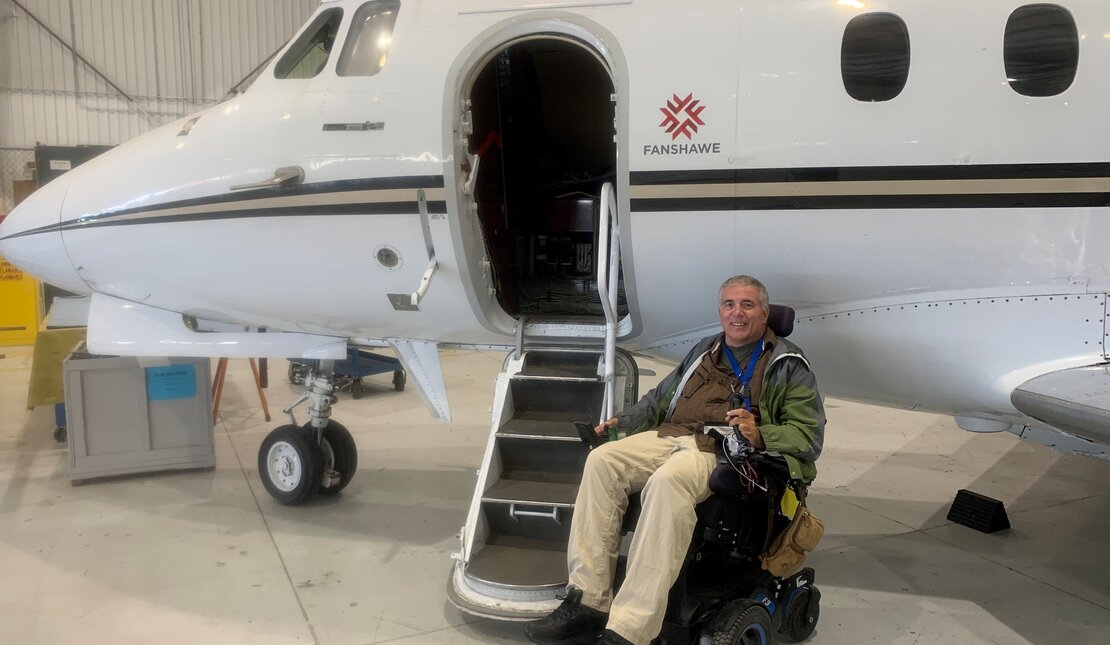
[718,275,770,314]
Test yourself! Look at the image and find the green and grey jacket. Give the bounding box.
[615,331,825,482]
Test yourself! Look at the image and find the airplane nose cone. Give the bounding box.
[0,174,90,294]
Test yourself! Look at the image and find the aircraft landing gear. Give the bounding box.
[259,424,322,504]
[317,421,357,496]
[257,370,358,504]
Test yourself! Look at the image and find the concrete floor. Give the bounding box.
[0,344,1108,644]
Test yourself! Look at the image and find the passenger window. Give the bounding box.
[274,9,344,79]
[841,13,911,102]
[337,1,401,77]
[1004,4,1078,97]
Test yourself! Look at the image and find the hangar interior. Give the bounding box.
[1,2,1109,645]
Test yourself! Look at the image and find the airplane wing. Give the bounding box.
[1011,365,1110,445]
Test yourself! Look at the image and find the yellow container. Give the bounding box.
[0,256,41,346]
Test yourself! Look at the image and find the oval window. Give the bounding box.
[1004,4,1079,97]
[841,13,911,102]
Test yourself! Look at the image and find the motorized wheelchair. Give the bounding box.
[612,305,822,645]
[615,454,821,645]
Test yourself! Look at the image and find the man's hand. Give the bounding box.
[725,408,765,450]
[596,417,618,437]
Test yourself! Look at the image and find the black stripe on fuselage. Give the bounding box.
[55,201,450,232]
[107,174,447,218]
[0,175,447,241]
[630,193,1110,212]
[629,162,1110,185]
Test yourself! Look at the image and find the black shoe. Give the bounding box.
[524,587,608,645]
[597,629,634,645]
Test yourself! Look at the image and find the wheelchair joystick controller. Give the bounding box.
[727,392,751,446]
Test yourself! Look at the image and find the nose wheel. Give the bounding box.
[258,370,359,505]
[258,425,323,505]
[257,421,359,504]
[317,421,358,497]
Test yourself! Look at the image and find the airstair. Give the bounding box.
[448,183,638,619]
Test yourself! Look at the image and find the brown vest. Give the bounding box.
[656,330,775,453]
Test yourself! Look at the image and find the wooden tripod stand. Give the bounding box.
[211,358,271,422]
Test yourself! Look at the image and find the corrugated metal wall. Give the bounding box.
[0,0,319,211]
[0,0,319,148]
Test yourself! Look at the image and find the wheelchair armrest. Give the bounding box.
[708,452,790,497]
[748,452,791,479]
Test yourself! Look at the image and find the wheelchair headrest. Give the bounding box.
[768,304,795,338]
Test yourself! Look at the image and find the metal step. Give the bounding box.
[518,351,601,379]
[465,537,568,588]
[495,435,588,480]
[483,474,580,506]
[498,415,581,440]
[466,501,573,588]
[509,378,604,425]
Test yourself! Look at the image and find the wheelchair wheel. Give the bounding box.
[704,598,772,645]
[778,585,820,643]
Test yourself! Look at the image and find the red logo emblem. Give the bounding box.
[659,93,706,140]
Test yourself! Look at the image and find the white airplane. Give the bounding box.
[1,0,1108,618]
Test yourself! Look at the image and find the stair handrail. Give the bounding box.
[596,182,620,423]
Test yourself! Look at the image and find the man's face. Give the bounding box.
[718,284,768,346]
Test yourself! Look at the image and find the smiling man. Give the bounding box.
[525,275,825,645]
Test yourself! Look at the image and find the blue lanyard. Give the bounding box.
[722,339,763,411]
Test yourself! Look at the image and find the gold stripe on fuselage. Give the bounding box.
[75,187,448,225]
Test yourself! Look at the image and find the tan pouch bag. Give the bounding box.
[761,487,824,578]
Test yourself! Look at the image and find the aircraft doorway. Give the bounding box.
[465,37,625,319]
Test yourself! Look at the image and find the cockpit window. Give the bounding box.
[337,1,401,77]
[274,8,344,79]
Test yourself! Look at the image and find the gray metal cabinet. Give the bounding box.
[63,351,215,483]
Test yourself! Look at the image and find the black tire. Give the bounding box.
[392,369,406,392]
[258,425,323,505]
[705,599,773,645]
[318,421,357,496]
[288,362,306,385]
[778,586,820,643]
[351,378,363,399]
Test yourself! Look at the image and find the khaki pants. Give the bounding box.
[567,430,717,645]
